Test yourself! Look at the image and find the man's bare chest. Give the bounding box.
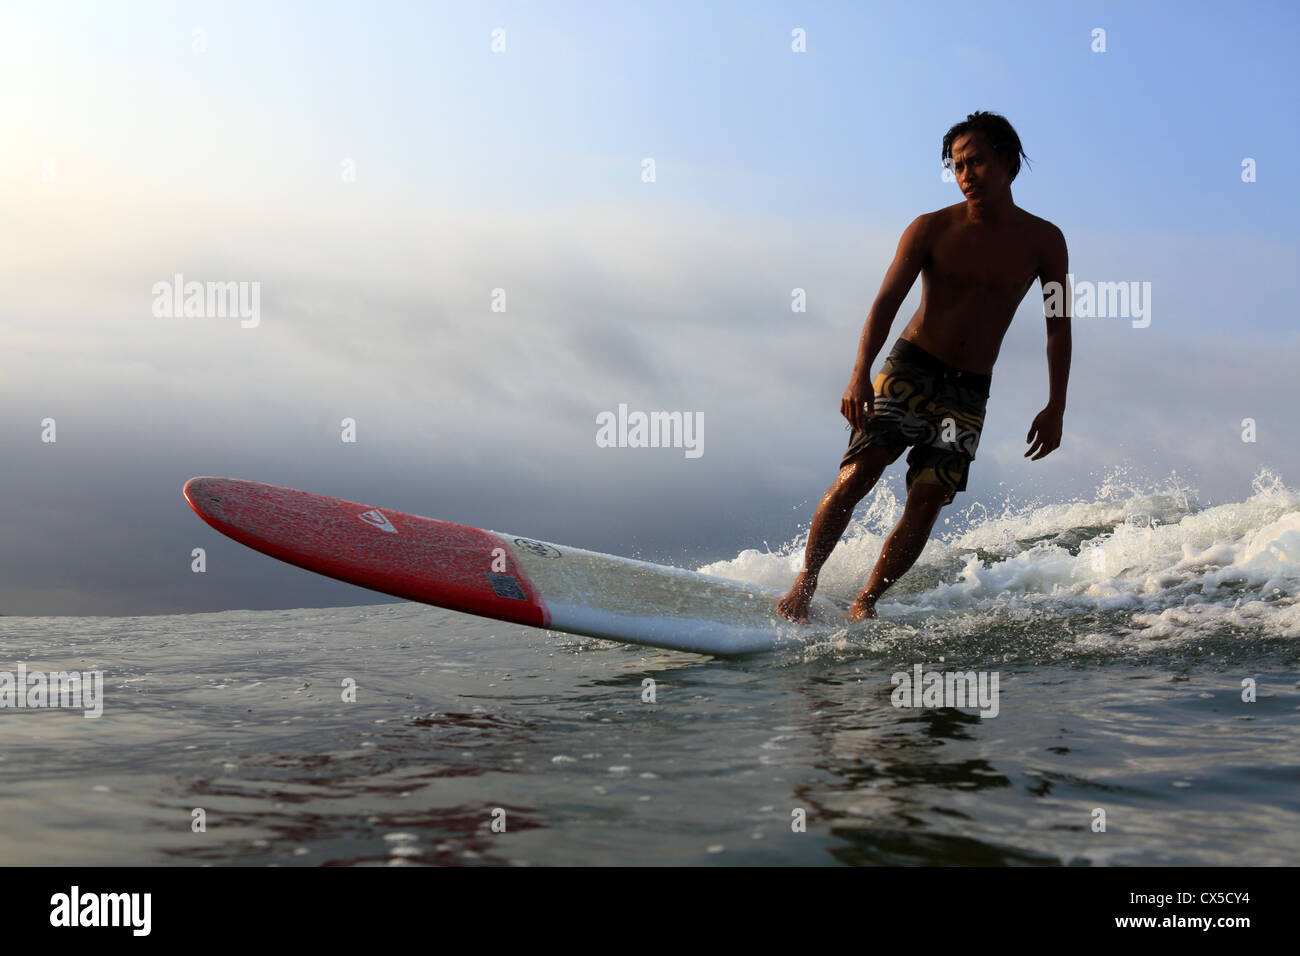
[928,228,1040,297]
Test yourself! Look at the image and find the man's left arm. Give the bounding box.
[1026,225,1070,461]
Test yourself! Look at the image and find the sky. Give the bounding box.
[2,0,1298,615]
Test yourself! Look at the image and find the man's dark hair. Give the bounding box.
[942,111,1031,182]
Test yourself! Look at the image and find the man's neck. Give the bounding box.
[965,192,1015,225]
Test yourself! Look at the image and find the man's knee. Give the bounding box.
[905,480,956,516]
[839,444,900,494]
[835,460,878,502]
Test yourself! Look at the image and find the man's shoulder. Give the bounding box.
[1018,210,1068,280]
[905,204,962,239]
[1017,208,1065,243]
[924,203,966,223]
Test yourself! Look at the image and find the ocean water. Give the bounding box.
[1,469,1297,866]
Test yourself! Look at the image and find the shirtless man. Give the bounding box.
[776,111,1071,624]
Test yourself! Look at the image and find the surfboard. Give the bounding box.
[182,477,850,656]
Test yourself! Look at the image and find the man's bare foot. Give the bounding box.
[845,595,877,623]
[776,573,817,624]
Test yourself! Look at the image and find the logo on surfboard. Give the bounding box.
[513,537,561,558]
[357,509,397,534]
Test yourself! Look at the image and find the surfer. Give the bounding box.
[777,111,1071,624]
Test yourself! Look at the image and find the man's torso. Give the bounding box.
[899,202,1053,374]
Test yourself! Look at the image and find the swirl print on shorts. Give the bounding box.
[841,338,991,501]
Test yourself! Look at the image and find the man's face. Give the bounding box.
[949,131,1010,203]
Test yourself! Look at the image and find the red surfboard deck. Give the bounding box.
[183,476,549,628]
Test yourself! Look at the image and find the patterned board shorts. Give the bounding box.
[841,337,992,502]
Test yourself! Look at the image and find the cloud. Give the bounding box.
[1,191,1295,614]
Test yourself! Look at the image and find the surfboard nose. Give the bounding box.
[183,476,219,506]
[183,476,240,522]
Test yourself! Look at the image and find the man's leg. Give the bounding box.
[776,442,901,623]
[846,481,952,621]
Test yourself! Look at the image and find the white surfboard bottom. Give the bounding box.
[502,534,849,655]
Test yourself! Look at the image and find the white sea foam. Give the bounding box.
[700,468,1300,647]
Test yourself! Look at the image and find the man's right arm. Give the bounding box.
[842,214,930,431]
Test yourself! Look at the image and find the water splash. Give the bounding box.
[700,467,1300,655]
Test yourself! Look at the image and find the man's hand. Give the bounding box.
[1025,405,1063,460]
[842,375,874,432]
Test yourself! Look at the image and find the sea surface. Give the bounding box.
[1,469,1298,866]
